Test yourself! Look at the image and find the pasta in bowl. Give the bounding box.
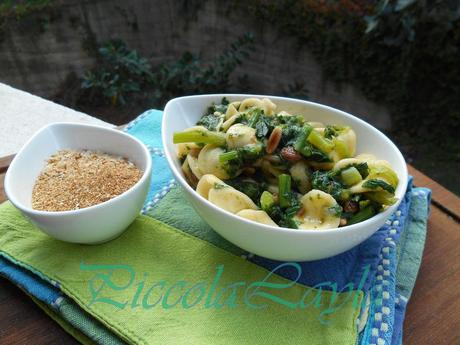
[162,95,407,261]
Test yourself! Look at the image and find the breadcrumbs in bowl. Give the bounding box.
[32,149,143,212]
[5,122,152,244]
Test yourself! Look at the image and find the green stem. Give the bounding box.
[364,191,397,206]
[307,130,334,153]
[278,174,292,209]
[219,150,239,163]
[247,109,261,128]
[173,129,226,146]
[294,124,313,157]
[333,138,350,158]
[341,166,362,186]
[260,191,275,212]
[348,206,376,225]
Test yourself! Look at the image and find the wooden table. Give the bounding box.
[0,154,459,345]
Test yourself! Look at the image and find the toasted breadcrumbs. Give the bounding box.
[32,149,143,211]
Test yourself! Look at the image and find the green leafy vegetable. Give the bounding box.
[227,179,263,204]
[260,191,275,212]
[254,114,273,138]
[207,97,229,114]
[311,170,348,201]
[197,113,223,131]
[348,206,376,225]
[362,179,396,193]
[328,204,343,218]
[278,174,293,208]
[341,166,363,186]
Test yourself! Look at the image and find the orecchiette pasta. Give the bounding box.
[176,142,201,159]
[226,124,257,149]
[182,159,198,188]
[225,103,239,119]
[238,98,264,113]
[221,113,241,132]
[208,184,257,214]
[294,190,341,230]
[236,209,278,226]
[186,154,203,179]
[262,98,277,116]
[173,97,399,229]
[196,174,223,199]
[197,174,257,214]
[197,145,231,179]
[336,128,357,157]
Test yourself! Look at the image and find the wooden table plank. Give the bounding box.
[409,165,460,221]
[403,205,460,344]
[0,278,79,344]
[0,154,14,174]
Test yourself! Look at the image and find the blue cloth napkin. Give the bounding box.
[125,110,431,345]
[0,109,431,345]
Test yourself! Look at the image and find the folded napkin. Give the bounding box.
[0,110,431,345]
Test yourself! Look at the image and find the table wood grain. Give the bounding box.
[0,163,459,344]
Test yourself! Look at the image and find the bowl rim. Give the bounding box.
[5,122,152,217]
[162,93,408,235]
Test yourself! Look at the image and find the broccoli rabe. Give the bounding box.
[206,97,229,115]
[260,191,275,211]
[219,143,264,177]
[328,204,343,218]
[227,179,263,204]
[364,191,397,206]
[197,113,224,131]
[265,204,301,229]
[347,206,376,225]
[219,143,264,164]
[196,98,229,130]
[293,125,332,162]
[254,114,273,138]
[173,127,226,146]
[331,162,369,179]
[362,179,396,193]
[324,125,347,139]
[281,124,303,147]
[311,170,348,201]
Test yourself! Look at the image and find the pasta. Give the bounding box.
[173,97,399,229]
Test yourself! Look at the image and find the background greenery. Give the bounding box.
[2,0,459,194]
[246,0,460,194]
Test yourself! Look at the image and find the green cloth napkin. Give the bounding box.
[0,201,362,345]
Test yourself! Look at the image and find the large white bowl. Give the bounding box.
[163,94,408,261]
[5,123,152,244]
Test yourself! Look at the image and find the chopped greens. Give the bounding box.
[197,113,223,131]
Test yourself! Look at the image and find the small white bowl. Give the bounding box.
[163,94,408,261]
[5,123,152,244]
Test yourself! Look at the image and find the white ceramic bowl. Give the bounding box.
[163,94,408,261]
[5,123,152,244]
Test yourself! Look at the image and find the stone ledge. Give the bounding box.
[0,83,113,157]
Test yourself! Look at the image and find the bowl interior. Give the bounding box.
[6,123,150,209]
[163,94,408,216]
